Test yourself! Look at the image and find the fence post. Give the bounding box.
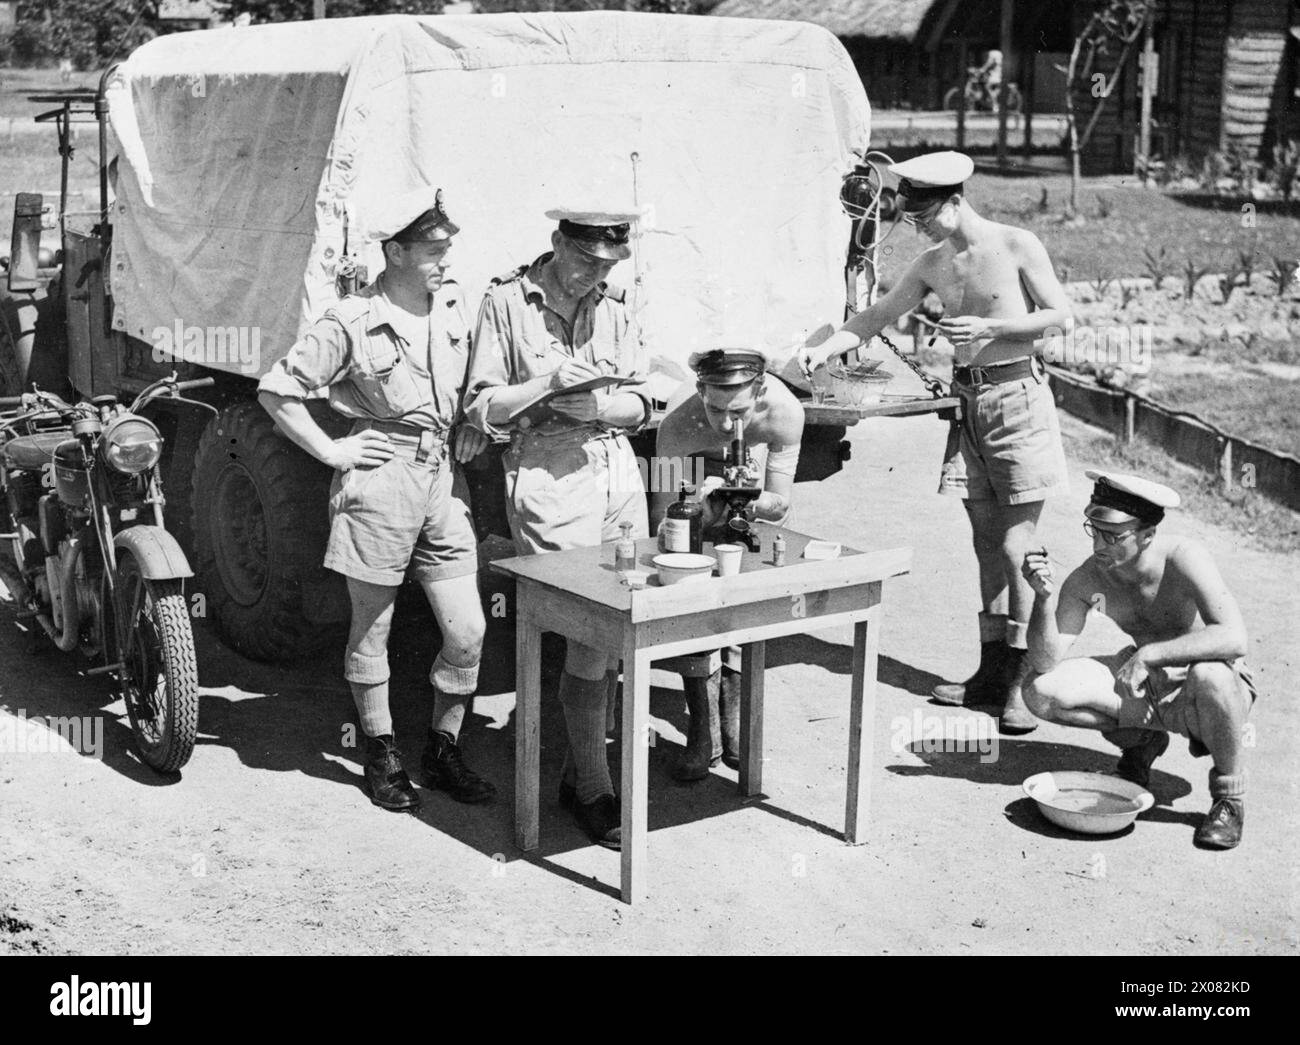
[1122,395,1136,444]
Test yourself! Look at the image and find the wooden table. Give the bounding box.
[491,525,912,904]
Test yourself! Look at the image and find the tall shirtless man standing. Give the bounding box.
[801,151,1072,733]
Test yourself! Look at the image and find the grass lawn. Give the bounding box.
[1149,369,1300,460]
[1059,419,1300,554]
[873,171,1300,286]
[0,67,100,121]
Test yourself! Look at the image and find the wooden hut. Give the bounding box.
[712,0,1075,112]
[1082,0,1297,176]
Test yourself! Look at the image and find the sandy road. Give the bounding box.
[1,366,1296,955]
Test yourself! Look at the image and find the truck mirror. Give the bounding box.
[8,192,43,293]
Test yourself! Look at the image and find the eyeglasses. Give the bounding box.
[900,199,946,226]
[1083,521,1138,545]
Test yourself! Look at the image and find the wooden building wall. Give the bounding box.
[1222,0,1292,156]
[1075,0,1293,175]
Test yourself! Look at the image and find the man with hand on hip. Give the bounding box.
[258,189,496,813]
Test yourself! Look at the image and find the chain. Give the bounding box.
[875,329,947,399]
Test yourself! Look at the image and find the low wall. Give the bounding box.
[1048,366,1300,513]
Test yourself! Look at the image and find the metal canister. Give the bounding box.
[772,533,786,567]
[663,483,703,553]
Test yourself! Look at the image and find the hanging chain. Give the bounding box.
[874,330,947,399]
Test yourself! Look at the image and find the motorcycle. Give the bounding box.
[0,374,216,772]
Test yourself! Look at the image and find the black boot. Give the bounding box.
[719,669,741,769]
[673,673,721,782]
[421,728,497,804]
[999,648,1038,734]
[1106,729,1170,789]
[572,793,621,850]
[933,640,1010,708]
[363,734,420,811]
[1194,797,1244,850]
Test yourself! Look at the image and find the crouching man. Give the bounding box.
[258,189,495,812]
[650,348,803,779]
[1021,471,1256,849]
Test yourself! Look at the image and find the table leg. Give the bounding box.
[620,640,651,904]
[845,589,882,844]
[738,640,766,797]
[515,612,543,852]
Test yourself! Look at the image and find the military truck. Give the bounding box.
[2,11,931,662]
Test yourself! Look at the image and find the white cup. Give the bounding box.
[714,543,743,577]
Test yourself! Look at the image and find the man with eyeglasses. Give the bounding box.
[800,151,1072,734]
[1020,472,1256,849]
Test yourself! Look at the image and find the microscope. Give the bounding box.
[704,417,762,552]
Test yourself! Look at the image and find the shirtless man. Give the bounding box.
[650,348,804,779]
[1021,472,1255,849]
[800,151,1072,733]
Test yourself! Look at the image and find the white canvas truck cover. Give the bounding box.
[105,11,870,391]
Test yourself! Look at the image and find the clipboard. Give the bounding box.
[507,373,637,424]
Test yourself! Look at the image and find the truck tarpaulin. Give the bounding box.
[104,11,870,394]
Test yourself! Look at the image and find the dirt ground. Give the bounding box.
[1,369,1297,956]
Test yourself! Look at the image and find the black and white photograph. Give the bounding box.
[0,0,1295,978]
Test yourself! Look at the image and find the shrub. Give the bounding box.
[1142,245,1170,288]
[1270,139,1300,202]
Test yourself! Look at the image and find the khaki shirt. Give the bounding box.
[463,253,649,438]
[258,274,470,432]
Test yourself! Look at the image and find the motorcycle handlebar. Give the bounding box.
[0,396,23,409]
[175,378,216,392]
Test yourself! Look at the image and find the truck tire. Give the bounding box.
[191,402,335,661]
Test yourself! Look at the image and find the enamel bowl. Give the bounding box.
[651,552,716,585]
[1022,771,1154,835]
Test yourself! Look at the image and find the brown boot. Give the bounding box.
[673,673,721,781]
[999,649,1038,734]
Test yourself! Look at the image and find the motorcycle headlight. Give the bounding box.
[102,415,162,475]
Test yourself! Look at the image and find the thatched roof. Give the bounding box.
[710,0,943,42]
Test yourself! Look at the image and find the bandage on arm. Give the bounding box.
[750,443,798,524]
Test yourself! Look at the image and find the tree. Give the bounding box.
[473,2,706,13]
[233,0,445,18]
[1062,0,1150,217]
[12,1,159,68]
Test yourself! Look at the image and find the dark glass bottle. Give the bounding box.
[663,482,703,553]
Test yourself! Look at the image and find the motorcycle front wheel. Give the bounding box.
[113,552,199,772]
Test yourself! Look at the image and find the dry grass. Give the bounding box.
[1059,420,1300,554]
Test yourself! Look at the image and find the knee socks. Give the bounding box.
[559,671,613,804]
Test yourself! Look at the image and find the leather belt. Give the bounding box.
[355,419,447,464]
[953,356,1041,387]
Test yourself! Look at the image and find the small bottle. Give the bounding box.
[663,483,703,553]
[772,533,786,567]
[615,521,637,574]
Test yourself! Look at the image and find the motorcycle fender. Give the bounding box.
[113,526,194,580]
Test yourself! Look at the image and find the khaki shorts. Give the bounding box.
[504,427,648,555]
[938,363,1069,506]
[324,430,478,587]
[1103,647,1258,742]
